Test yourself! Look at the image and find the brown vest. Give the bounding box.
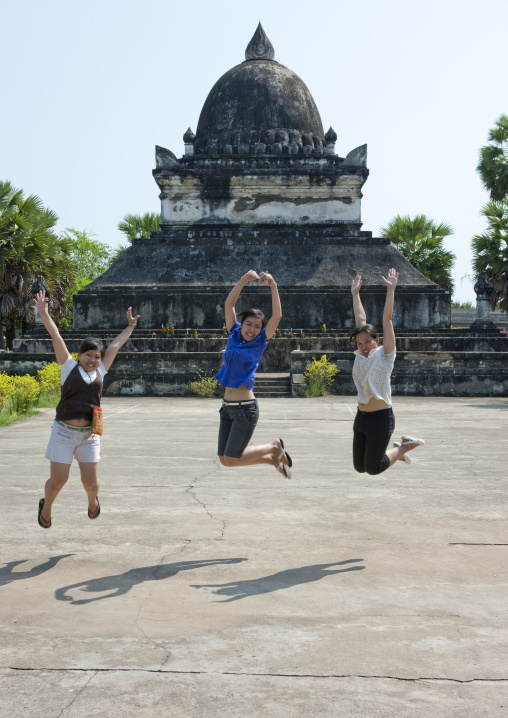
[55,364,103,423]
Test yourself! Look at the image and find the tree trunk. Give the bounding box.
[5,320,15,350]
[0,318,5,351]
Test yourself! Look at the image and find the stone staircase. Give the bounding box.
[253,373,292,398]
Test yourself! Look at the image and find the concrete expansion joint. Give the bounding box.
[7,668,508,684]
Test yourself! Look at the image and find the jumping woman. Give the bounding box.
[349,268,425,475]
[35,290,140,528]
[216,270,292,478]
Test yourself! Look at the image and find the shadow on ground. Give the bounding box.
[191,559,365,602]
[54,558,247,604]
[0,555,74,587]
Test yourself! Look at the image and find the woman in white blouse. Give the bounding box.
[349,268,424,474]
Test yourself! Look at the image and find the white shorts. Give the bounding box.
[45,420,101,464]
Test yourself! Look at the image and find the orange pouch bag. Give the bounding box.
[91,406,103,436]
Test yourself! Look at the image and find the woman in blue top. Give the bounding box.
[216,269,292,478]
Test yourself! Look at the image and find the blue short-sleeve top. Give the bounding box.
[215,321,270,390]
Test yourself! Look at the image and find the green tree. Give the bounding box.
[117,212,161,242]
[477,115,508,202]
[113,212,161,261]
[471,199,508,312]
[59,229,114,330]
[380,214,456,293]
[0,181,72,348]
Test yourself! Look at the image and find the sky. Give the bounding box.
[2,0,506,303]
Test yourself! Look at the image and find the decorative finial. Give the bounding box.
[245,22,275,61]
[183,127,195,144]
[474,271,493,297]
[31,275,50,297]
[325,127,337,144]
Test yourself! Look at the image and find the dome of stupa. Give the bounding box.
[193,24,325,155]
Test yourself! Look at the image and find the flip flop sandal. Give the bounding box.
[279,438,293,467]
[393,442,411,464]
[401,435,425,446]
[88,497,100,519]
[277,438,292,479]
[38,498,51,528]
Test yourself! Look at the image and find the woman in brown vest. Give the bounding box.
[34,290,140,528]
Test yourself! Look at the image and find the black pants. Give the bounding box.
[353,408,395,475]
[217,400,259,458]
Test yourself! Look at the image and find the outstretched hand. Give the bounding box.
[34,290,48,313]
[259,271,273,286]
[242,270,260,283]
[382,268,399,290]
[127,307,140,326]
[351,274,362,295]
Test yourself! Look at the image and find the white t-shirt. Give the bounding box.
[353,346,396,406]
[60,355,107,385]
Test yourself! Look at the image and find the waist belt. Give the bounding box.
[56,420,92,432]
[222,399,256,406]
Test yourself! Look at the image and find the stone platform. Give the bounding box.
[1,396,507,717]
[4,325,508,396]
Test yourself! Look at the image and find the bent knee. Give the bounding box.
[219,455,234,467]
[220,455,241,467]
[364,460,388,476]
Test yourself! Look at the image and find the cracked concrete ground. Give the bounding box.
[0,395,507,717]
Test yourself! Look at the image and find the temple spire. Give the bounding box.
[245,22,275,61]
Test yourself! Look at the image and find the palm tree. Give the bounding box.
[380,214,456,292]
[117,212,161,242]
[477,115,508,202]
[0,181,72,348]
[471,199,508,312]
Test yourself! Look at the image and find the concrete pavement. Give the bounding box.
[0,396,507,717]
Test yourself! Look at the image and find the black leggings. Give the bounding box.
[353,408,395,475]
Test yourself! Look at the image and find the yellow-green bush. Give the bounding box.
[3,374,40,414]
[304,355,339,397]
[0,372,16,411]
[37,362,61,393]
[188,370,219,397]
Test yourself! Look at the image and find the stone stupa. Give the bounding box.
[74,23,450,331]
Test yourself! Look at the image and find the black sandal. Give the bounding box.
[88,497,100,519]
[38,498,51,529]
[279,438,293,467]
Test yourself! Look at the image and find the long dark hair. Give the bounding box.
[347,324,379,343]
[238,308,266,328]
[78,337,106,358]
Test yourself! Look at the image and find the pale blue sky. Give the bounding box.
[2,0,506,302]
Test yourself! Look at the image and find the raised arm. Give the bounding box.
[34,290,70,365]
[103,307,140,371]
[224,270,260,332]
[351,274,367,327]
[260,272,282,340]
[381,268,398,355]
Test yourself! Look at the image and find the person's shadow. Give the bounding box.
[191,559,365,602]
[0,554,74,587]
[55,558,247,605]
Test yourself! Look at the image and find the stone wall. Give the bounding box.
[3,340,507,397]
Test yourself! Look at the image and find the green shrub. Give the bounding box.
[0,372,15,411]
[304,355,339,397]
[6,374,40,414]
[188,370,219,397]
[37,362,61,393]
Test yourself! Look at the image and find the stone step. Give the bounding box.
[254,373,292,397]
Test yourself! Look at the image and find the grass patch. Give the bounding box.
[0,388,59,428]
